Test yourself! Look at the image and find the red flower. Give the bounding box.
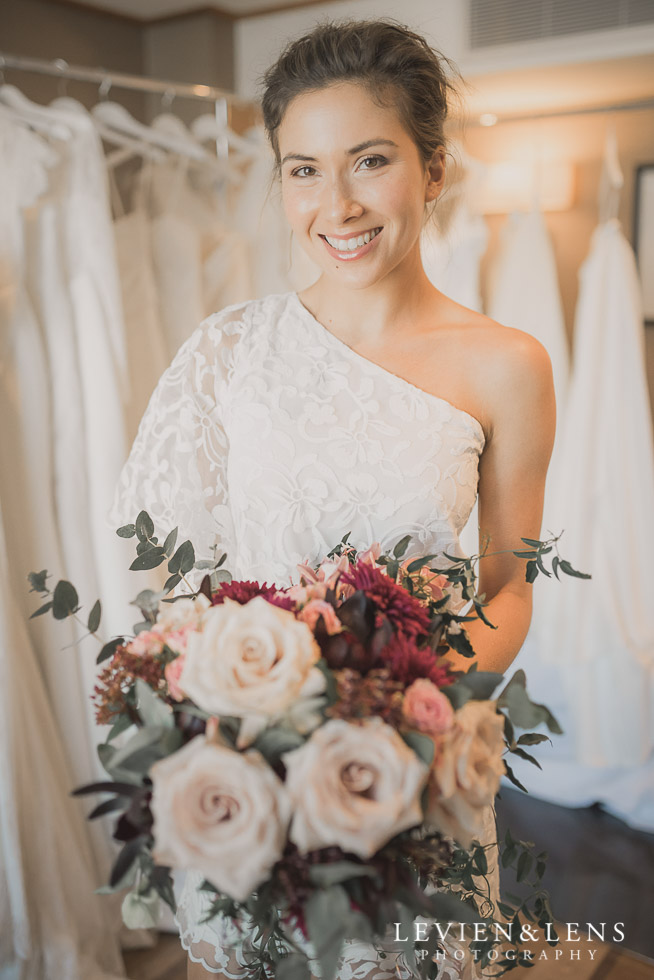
[381,634,455,688]
[341,562,431,640]
[211,580,294,611]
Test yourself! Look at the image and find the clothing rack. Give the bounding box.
[0,51,250,106]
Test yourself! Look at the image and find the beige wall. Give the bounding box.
[0,0,145,118]
[0,0,234,122]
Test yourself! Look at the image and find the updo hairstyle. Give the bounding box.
[261,19,460,174]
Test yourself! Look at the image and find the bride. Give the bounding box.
[112,17,555,980]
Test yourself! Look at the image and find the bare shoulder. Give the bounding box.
[452,310,555,441]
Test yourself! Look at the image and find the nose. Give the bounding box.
[324,174,364,224]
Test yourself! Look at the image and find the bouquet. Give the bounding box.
[29,515,589,979]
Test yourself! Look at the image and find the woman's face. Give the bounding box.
[278,82,443,291]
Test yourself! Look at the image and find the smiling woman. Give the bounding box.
[107,16,556,980]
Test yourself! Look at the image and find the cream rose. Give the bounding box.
[283,718,428,859]
[150,736,290,901]
[181,596,323,724]
[425,699,506,848]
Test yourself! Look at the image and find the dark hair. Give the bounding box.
[261,19,460,171]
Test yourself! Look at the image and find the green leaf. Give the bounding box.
[88,795,128,820]
[309,862,376,888]
[513,549,538,559]
[117,524,136,539]
[558,559,591,580]
[97,637,124,665]
[552,556,561,580]
[254,726,305,766]
[520,537,543,548]
[402,730,435,767]
[163,527,178,558]
[135,679,174,729]
[163,573,181,594]
[497,670,563,734]
[525,560,539,583]
[516,733,550,746]
[393,535,412,559]
[277,954,311,980]
[305,886,350,980]
[406,554,439,574]
[131,589,163,615]
[110,837,147,888]
[503,759,528,793]
[510,746,542,770]
[106,713,134,741]
[30,601,53,619]
[52,580,79,620]
[87,599,102,633]
[473,847,488,875]
[459,670,504,699]
[168,540,195,576]
[135,511,155,542]
[516,851,533,882]
[27,569,49,593]
[129,547,166,571]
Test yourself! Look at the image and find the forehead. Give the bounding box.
[278,82,410,152]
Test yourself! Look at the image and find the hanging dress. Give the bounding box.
[0,112,126,980]
[507,217,654,830]
[110,290,500,979]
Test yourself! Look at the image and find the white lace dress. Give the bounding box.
[110,291,500,979]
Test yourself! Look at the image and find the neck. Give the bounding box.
[301,245,438,346]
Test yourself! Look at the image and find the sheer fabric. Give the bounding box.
[111,290,498,976]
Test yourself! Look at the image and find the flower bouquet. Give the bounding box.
[29,516,589,978]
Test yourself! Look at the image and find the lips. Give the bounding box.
[319,227,383,261]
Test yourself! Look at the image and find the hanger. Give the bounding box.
[0,84,73,140]
[191,108,258,164]
[92,100,215,165]
[598,125,623,224]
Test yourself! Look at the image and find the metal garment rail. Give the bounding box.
[0,51,250,105]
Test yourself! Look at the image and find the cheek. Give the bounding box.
[281,182,321,230]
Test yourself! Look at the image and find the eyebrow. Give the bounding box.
[281,138,398,166]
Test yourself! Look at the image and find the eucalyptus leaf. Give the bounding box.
[27,569,49,593]
[135,679,174,730]
[305,886,350,980]
[393,535,411,559]
[87,599,102,633]
[459,670,504,699]
[30,600,53,619]
[497,671,563,734]
[277,953,311,980]
[130,547,166,571]
[52,580,79,620]
[97,637,124,665]
[135,511,155,542]
[308,862,376,888]
[163,573,182,594]
[117,524,136,539]
[162,527,179,558]
[402,730,435,767]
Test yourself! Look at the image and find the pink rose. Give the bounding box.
[126,630,164,657]
[298,599,343,635]
[161,624,194,655]
[165,656,187,701]
[403,679,454,735]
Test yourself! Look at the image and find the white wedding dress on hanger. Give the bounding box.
[506,133,654,830]
[111,291,500,979]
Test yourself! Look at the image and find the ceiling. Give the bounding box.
[55,0,336,20]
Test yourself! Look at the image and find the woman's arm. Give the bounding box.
[443,330,556,675]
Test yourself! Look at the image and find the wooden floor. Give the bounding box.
[124,788,654,979]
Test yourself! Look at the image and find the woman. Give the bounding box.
[112,19,555,980]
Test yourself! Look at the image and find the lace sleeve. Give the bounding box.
[109,301,249,565]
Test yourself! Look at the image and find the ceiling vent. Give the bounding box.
[470,0,654,49]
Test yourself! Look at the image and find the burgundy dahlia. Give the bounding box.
[211,580,294,611]
[341,562,431,640]
[381,634,455,688]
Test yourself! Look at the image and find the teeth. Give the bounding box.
[325,227,381,251]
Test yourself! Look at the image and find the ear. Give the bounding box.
[425,147,446,203]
